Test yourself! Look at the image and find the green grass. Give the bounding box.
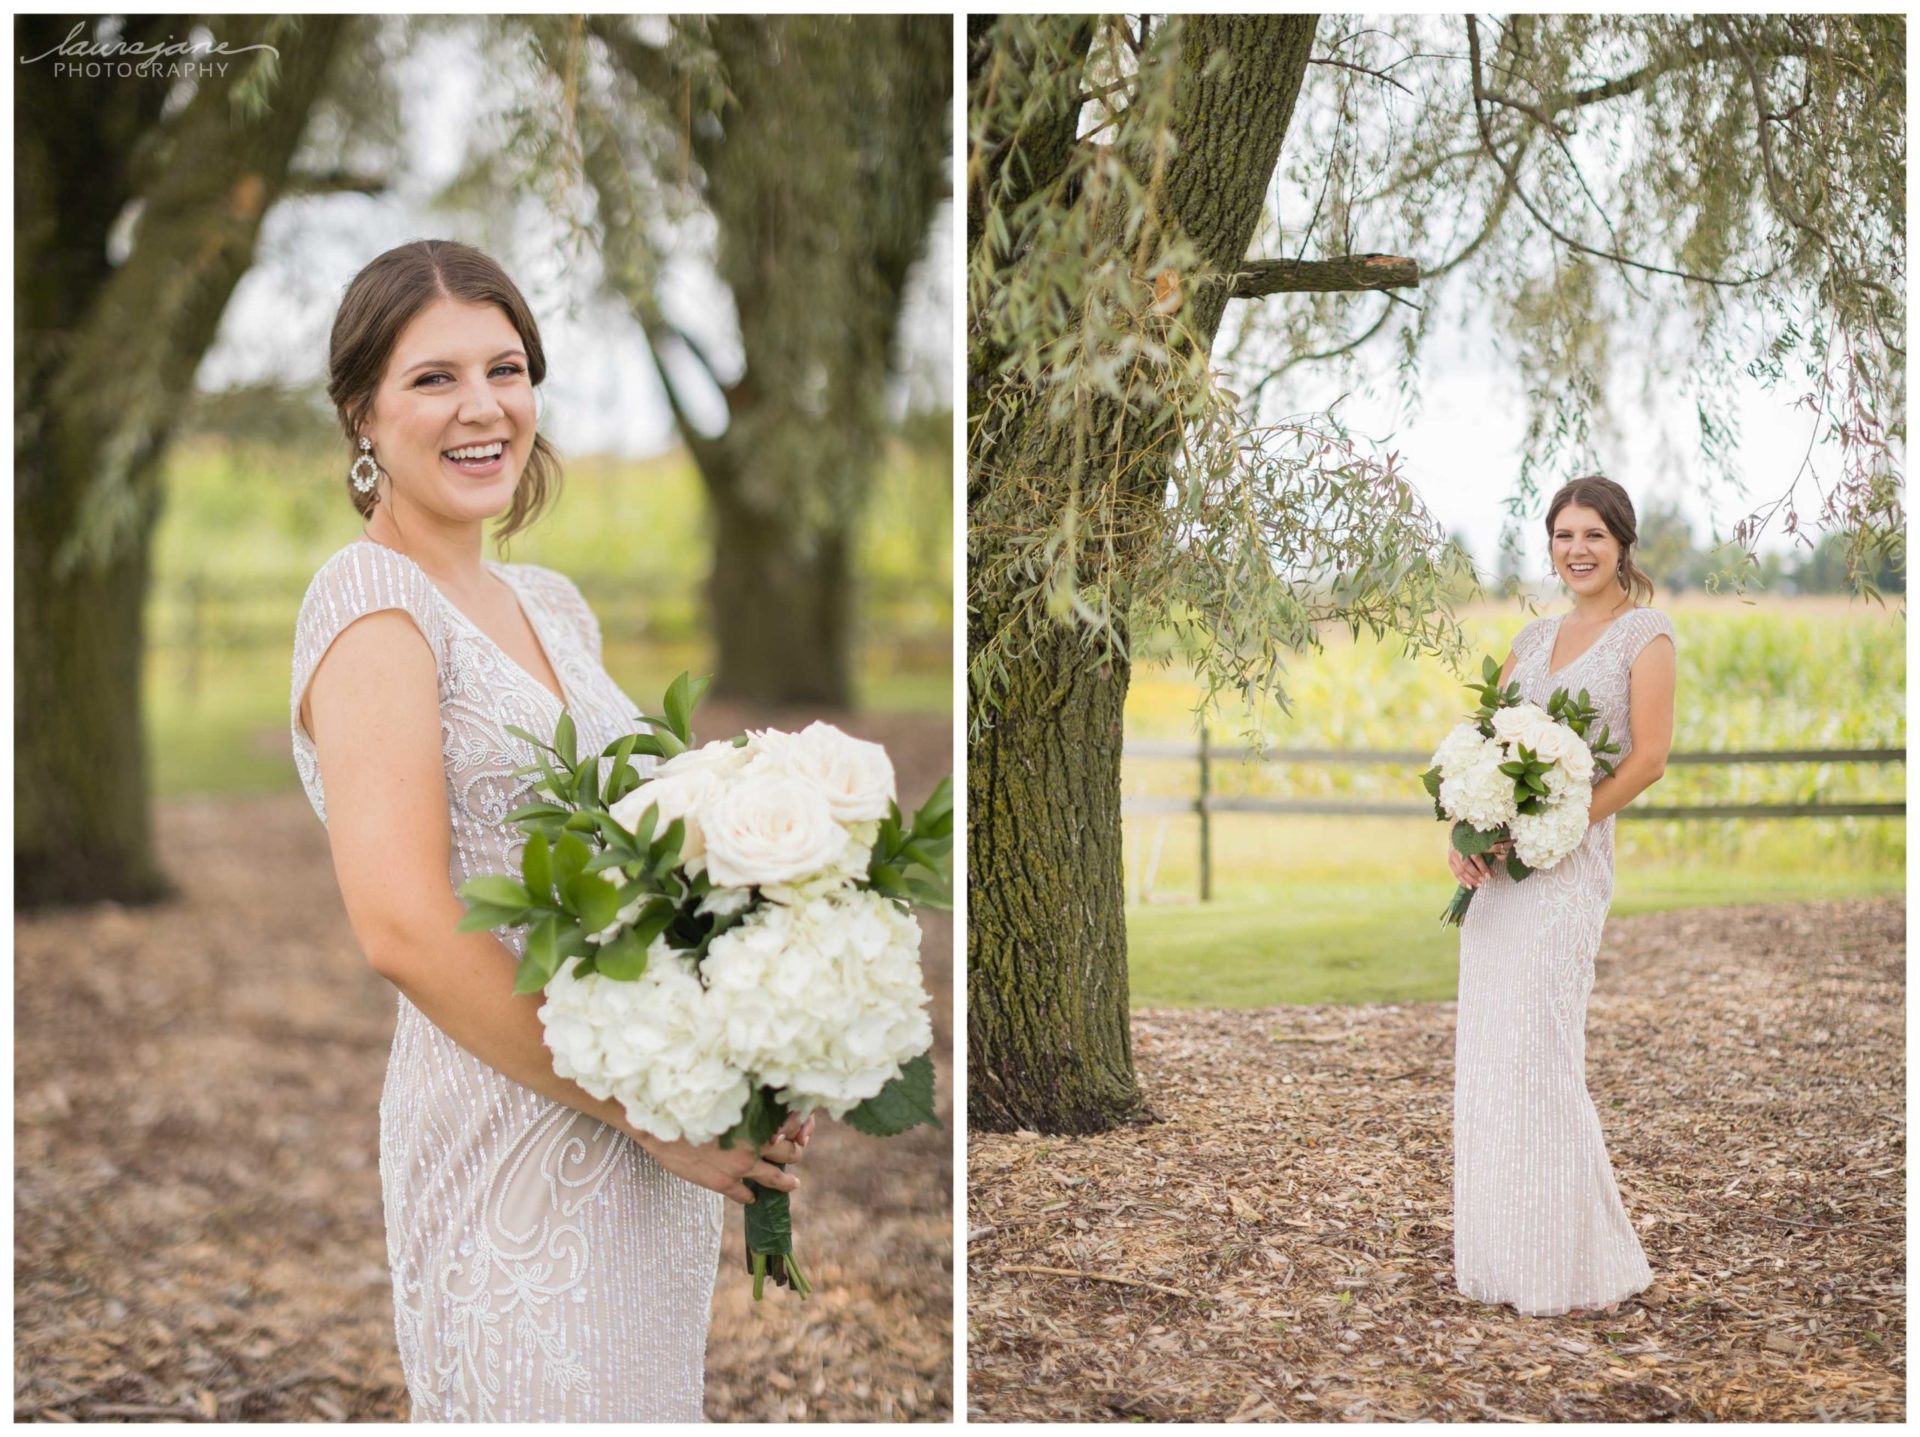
[145,433,952,798]
[1124,598,1906,1009]
[1126,815,1904,1009]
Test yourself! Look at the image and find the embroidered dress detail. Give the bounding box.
[291,540,723,1420]
[1451,606,1675,1315]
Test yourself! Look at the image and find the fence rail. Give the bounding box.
[151,572,951,700]
[1121,733,1906,902]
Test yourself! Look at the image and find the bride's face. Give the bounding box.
[363,297,537,523]
[1548,502,1624,599]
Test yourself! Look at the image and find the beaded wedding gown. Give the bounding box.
[291,539,724,1420]
[1452,605,1675,1316]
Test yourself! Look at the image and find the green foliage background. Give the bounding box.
[1123,600,1905,1007]
[145,427,952,798]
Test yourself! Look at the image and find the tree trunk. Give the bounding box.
[967,15,1319,1132]
[704,465,853,707]
[967,622,1144,1132]
[14,16,348,909]
[591,17,950,708]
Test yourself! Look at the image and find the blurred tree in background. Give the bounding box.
[16,15,368,907]
[967,14,1904,1133]
[453,15,951,706]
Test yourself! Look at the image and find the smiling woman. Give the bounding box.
[290,240,811,1420]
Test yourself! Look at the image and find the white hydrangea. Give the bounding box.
[1509,789,1594,869]
[1439,747,1518,830]
[1431,722,1494,773]
[701,888,931,1119]
[539,945,752,1143]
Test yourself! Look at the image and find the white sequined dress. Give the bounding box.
[1452,605,1675,1316]
[291,539,724,1420]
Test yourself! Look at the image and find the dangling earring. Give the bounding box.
[351,436,380,497]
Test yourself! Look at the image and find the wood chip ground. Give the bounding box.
[968,899,1903,1422]
[15,706,953,1423]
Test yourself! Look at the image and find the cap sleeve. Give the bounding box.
[1623,607,1677,666]
[290,543,448,823]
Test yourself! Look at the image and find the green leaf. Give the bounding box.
[521,832,552,905]
[1450,823,1501,858]
[459,874,533,909]
[505,800,569,824]
[456,901,530,933]
[903,876,953,909]
[840,1053,940,1137]
[1506,853,1532,881]
[1419,766,1442,798]
[536,750,574,806]
[573,752,600,809]
[649,817,686,877]
[663,672,695,745]
[565,871,621,935]
[594,925,652,980]
[513,915,565,994]
[505,724,561,757]
[563,811,598,832]
[553,711,577,770]
[552,833,592,893]
[719,1084,786,1151]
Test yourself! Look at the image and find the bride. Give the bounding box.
[290,238,812,1419]
[1446,476,1677,1318]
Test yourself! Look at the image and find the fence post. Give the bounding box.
[183,574,204,708]
[1198,723,1212,903]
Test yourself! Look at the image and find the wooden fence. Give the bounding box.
[153,572,951,701]
[1122,731,1907,902]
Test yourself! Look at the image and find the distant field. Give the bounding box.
[145,434,951,797]
[1123,597,1906,1007]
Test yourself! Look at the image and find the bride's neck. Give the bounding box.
[362,498,488,589]
[1570,589,1633,622]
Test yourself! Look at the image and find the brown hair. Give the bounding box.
[1544,475,1655,606]
[326,239,561,547]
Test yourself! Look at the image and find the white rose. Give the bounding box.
[1560,740,1596,783]
[1490,703,1549,746]
[702,776,849,888]
[750,722,897,823]
[609,767,723,871]
[1528,723,1575,764]
[657,737,757,779]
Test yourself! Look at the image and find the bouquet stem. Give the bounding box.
[744,1173,811,1301]
[1440,883,1474,926]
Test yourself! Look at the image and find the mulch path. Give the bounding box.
[968,899,1904,1422]
[15,706,952,1423]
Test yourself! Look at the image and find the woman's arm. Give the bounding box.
[1586,633,1677,825]
[307,610,801,1201]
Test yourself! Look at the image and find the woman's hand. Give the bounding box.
[634,1132,806,1205]
[776,1111,818,1154]
[1447,837,1512,889]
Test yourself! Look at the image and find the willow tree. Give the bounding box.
[15,14,365,907]
[467,15,950,706]
[967,14,1904,1133]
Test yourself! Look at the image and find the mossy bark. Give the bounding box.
[14,16,347,908]
[967,16,1319,1133]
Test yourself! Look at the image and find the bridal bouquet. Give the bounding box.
[455,673,950,1299]
[1421,655,1621,925]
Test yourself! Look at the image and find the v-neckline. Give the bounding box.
[353,539,571,713]
[1546,606,1640,678]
